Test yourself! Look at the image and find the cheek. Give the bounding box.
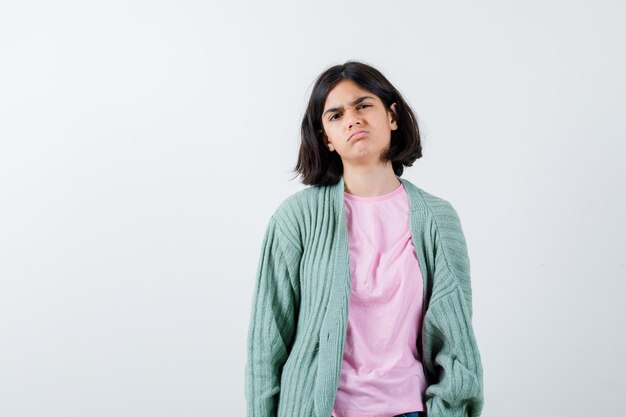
[325,125,339,139]
[378,113,392,126]
[322,122,333,135]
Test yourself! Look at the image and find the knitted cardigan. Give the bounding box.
[245,175,484,417]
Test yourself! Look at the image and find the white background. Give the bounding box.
[1,1,625,416]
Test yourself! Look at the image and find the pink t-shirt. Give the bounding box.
[331,182,427,417]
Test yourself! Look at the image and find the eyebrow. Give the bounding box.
[323,96,374,116]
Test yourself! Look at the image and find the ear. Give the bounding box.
[322,132,334,152]
[389,102,398,131]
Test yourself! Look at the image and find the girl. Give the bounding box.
[245,60,484,417]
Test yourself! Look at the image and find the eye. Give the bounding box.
[328,104,371,121]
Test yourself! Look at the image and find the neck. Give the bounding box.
[342,164,400,197]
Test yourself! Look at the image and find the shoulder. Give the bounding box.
[270,186,317,225]
[404,180,469,266]
[268,186,321,253]
[411,184,472,296]
[419,187,464,232]
[401,178,462,224]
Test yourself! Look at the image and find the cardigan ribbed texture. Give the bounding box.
[245,175,484,417]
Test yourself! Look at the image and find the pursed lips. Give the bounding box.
[348,130,367,141]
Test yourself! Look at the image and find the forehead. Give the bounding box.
[323,80,378,109]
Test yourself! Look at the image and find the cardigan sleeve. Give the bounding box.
[245,214,301,417]
[423,203,485,417]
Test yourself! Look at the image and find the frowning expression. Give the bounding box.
[321,79,397,163]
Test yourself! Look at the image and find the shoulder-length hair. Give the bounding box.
[291,60,422,186]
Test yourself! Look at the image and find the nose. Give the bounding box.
[344,107,361,128]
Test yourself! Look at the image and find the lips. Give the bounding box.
[348,130,368,141]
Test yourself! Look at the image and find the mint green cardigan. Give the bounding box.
[245,175,484,417]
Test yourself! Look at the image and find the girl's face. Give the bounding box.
[321,79,397,165]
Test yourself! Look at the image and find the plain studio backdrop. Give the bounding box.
[1,1,624,416]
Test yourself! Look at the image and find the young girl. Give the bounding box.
[245,60,484,417]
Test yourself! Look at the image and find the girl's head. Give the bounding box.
[293,60,422,186]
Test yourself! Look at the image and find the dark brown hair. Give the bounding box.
[291,60,422,186]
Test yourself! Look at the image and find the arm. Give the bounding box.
[245,215,301,417]
[423,203,484,417]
